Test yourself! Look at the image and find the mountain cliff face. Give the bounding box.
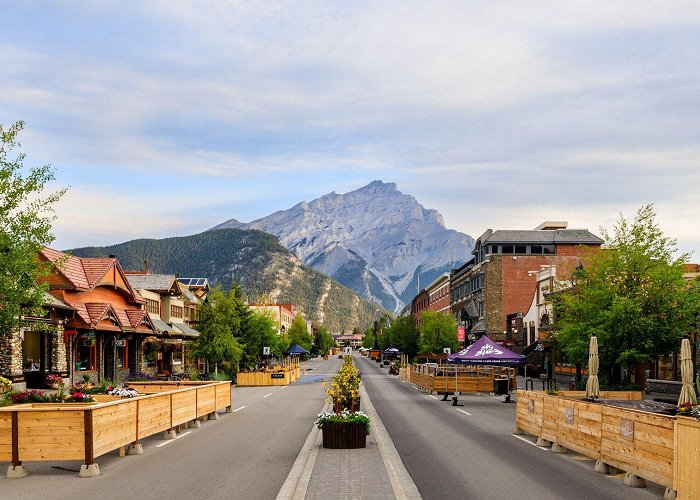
[68,229,381,333]
[213,181,475,312]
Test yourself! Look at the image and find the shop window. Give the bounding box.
[75,334,97,371]
[531,245,542,255]
[543,245,555,255]
[144,342,158,367]
[172,347,183,365]
[501,245,514,254]
[515,245,527,254]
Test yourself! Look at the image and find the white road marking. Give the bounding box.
[512,434,548,450]
[429,395,438,400]
[263,393,272,398]
[156,431,192,447]
[233,406,246,412]
[457,409,472,416]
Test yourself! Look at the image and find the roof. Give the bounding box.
[63,300,153,332]
[126,274,179,293]
[172,321,200,338]
[477,229,603,246]
[178,278,209,288]
[43,292,74,310]
[334,334,363,340]
[148,313,177,334]
[40,248,143,303]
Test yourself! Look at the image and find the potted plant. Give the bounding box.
[45,373,64,390]
[0,376,11,394]
[315,410,371,449]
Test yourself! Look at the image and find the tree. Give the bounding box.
[553,205,700,386]
[314,325,335,354]
[419,311,458,354]
[241,308,281,369]
[193,286,244,374]
[386,316,420,358]
[0,121,65,337]
[287,312,312,351]
[362,326,375,349]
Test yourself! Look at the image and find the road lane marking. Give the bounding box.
[156,431,192,447]
[457,409,472,416]
[263,393,272,398]
[233,406,246,412]
[512,434,548,450]
[429,395,439,400]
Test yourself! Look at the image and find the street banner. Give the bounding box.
[457,326,465,341]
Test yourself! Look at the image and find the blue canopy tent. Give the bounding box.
[284,344,309,356]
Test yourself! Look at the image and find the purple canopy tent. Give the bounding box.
[447,336,525,365]
[446,336,524,397]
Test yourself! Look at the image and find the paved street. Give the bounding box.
[0,357,338,500]
[356,355,665,500]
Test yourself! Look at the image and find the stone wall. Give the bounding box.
[51,327,68,373]
[0,329,23,378]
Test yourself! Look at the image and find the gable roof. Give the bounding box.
[40,248,144,303]
[477,229,603,246]
[126,274,179,294]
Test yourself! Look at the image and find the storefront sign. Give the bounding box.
[457,326,465,342]
[271,373,285,379]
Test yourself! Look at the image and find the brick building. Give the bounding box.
[450,222,603,350]
[410,288,429,329]
[425,273,451,315]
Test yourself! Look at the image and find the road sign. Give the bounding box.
[443,347,451,355]
[344,347,352,355]
[263,346,271,355]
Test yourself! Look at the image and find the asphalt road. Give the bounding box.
[356,355,664,500]
[0,357,340,500]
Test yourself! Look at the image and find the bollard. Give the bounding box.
[441,393,450,401]
[452,396,459,406]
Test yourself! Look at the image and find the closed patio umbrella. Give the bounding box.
[678,337,697,406]
[586,335,599,399]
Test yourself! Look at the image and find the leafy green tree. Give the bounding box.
[287,312,312,351]
[241,308,281,368]
[0,121,65,338]
[193,286,243,374]
[386,316,420,358]
[419,311,458,354]
[554,205,700,385]
[315,325,335,354]
[362,326,375,349]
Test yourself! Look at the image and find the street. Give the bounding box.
[0,357,339,500]
[356,355,664,500]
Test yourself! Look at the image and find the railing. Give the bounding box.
[408,364,514,393]
[0,381,232,477]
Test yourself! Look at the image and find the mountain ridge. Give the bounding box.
[213,180,475,312]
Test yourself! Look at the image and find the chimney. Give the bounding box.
[108,254,116,259]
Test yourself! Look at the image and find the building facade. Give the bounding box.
[248,303,295,335]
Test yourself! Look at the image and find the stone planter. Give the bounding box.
[322,421,367,449]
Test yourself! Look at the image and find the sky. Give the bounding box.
[2,1,699,257]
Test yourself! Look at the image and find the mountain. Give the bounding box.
[68,229,383,333]
[213,181,475,313]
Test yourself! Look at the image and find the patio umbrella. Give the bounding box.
[678,338,697,406]
[585,335,600,399]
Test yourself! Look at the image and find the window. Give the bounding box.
[172,346,183,365]
[147,299,160,315]
[543,245,555,255]
[501,245,514,254]
[75,334,97,371]
[531,245,542,255]
[515,245,527,254]
[170,305,184,318]
[115,342,128,369]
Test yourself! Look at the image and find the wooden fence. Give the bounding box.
[408,364,515,393]
[236,363,301,387]
[515,390,686,494]
[674,416,700,499]
[0,382,232,477]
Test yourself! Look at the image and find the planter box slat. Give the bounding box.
[322,422,367,449]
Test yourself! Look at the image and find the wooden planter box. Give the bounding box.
[322,422,367,449]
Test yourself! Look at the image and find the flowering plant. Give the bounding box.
[45,374,65,386]
[108,387,139,398]
[11,389,50,404]
[65,392,95,403]
[315,410,371,435]
[677,402,698,413]
[0,376,12,394]
[323,355,361,412]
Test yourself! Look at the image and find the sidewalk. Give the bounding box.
[277,383,421,500]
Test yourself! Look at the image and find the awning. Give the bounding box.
[148,313,177,335]
[470,320,486,333]
[284,344,309,355]
[447,335,525,366]
[171,321,200,338]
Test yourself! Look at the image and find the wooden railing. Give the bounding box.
[408,364,514,393]
[0,381,232,477]
[236,362,301,387]
[516,391,678,490]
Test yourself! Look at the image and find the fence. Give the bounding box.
[408,364,515,393]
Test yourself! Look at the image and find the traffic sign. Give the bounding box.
[263,346,271,355]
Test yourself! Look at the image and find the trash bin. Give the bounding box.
[494,378,509,395]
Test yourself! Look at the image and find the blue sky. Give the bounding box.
[2,1,699,257]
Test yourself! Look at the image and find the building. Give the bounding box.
[450,221,603,350]
[126,274,206,376]
[333,334,364,349]
[248,303,295,335]
[425,273,451,315]
[410,288,429,329]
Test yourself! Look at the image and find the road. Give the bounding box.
[0,357,339,500]
[356,355,663,500]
